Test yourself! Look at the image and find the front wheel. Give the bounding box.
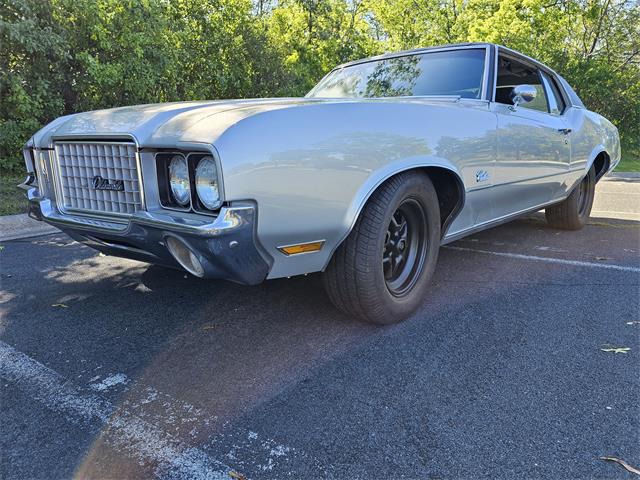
[545,165,596,230]
[323,172,441,324]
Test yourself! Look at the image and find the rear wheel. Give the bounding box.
[545,165,596,230]
[323,171,440,324]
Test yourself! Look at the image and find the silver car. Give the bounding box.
[21,42,620,324]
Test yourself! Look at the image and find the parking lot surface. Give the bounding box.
[1,178,639,479]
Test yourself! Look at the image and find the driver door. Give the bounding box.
[490,51,571,219]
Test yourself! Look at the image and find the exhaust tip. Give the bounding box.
[165,236,204,278]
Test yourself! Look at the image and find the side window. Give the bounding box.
[495,54,549,113]
[540,71,566,114]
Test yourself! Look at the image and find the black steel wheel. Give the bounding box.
[546,165,596,230]
[323,171,441,324]
[383,199,429,297]
[577,174,591,217]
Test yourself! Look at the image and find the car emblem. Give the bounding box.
[92,175,125,191]
[475,170,489,182]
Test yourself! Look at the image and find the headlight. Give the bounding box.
[168,155,190,206]
[195,156,220,210]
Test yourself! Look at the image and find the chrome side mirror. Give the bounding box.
[509,84,537,110]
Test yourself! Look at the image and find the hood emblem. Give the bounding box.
[92,175,125,191]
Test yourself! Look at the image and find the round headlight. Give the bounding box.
[168,155,190,206]
[195,156,220,210]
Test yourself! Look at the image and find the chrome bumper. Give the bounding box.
[26,188,272,285]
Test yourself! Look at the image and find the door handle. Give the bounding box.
[558,128,572,135]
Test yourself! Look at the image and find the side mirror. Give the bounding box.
[509,84,537,110]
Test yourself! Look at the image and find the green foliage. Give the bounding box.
[1,0,638,173]
[0,0,67,171]
[0,172,28,215]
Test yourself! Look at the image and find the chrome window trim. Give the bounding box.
[49,134,145,221]
[492,45,499,102]
[481,45,492,101]
[540,71,563,116]
[548,72,572,114]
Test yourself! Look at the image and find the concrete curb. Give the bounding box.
[607,171,640,179]
[0,214,59,242]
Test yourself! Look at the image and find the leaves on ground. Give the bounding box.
[51,303,69,308]
[599,456,640,475]
[228,471,247,480]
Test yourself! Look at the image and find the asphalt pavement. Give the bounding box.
[1,177,639,479]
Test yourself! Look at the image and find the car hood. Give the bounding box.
[33,98,331,147]
[32,96,469,148]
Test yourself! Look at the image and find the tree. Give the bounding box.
[1,0,638,173]
[0,0,67,170]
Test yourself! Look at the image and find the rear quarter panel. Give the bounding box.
[564,106,621,190]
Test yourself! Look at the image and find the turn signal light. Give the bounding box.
[278,241,325,256]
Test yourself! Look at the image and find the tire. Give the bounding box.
[545,165,596,230]
[323,171,441,324]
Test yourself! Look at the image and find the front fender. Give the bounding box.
[214,100,493,279]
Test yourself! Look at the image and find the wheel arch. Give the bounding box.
[324,161,466,271]
[589,149,610,182]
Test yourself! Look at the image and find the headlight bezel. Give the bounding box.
[155,150,223,215]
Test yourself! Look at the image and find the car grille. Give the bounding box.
[53,141,143,216]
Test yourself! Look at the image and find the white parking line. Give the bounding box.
[0,340,231,480]
[444,246,640,273]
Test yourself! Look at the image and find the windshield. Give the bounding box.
[307,48,486,99]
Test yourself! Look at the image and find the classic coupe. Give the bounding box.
[21,43,620,324]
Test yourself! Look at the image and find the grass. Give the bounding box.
[0,173,29,216]
[617,152,640,172]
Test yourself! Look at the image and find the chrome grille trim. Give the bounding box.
[52,141,144,216]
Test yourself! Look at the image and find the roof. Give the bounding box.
[337,42,493,69]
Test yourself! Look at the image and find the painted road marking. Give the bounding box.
[0,340,231,479]
[89,372,129,391]
[444,246,640,274]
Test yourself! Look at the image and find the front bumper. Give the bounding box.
[26,188,272,285]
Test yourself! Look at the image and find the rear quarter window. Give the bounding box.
[557,75,585,108]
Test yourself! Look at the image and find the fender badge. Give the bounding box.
[475,170,489,182]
